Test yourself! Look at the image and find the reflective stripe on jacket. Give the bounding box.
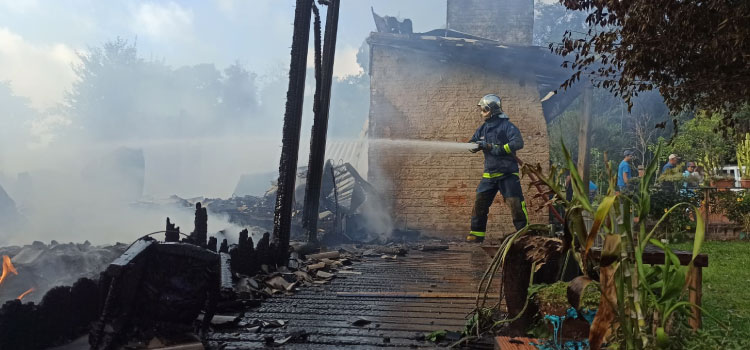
[469,114,524,174]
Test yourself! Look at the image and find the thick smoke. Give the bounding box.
[0,36,371,246]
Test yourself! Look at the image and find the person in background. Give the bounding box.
[618,150,635,192]
[683,162,700,188]
[662,154,680,173]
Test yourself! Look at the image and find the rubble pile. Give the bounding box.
[0,241,127,303]
[230,248,359,301]
[138,161,399,245]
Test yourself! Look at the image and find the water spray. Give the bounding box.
[369,138,476,152]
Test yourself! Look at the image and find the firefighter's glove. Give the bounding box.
[469,143,482,153]
[475,141,493,152]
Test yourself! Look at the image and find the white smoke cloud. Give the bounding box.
[0,27,79,109]
[132,2,194,41]
[306,45,363,79]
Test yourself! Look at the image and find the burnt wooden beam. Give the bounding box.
[272,0,314,264]
[191,202,208,247]
[208,236,218,252]
[302,0,341,244]
[230,229,257,275]
[165,217,180,242]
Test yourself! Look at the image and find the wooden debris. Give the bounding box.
[306,251,340,260]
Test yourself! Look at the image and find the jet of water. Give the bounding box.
[369,138,476,153]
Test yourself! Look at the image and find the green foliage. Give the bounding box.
[533,281,601,311]
[526,141,707,349]
[425,330,447,342]
[672,241,750,347]
[552,0,750,115]
[647,186,700,242]
[711,191,750,232]
[669,112,735,176]
[737,133,750,179]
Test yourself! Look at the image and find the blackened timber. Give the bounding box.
[165,217,179,242]
[302,0,341,243]
[208,236,218,252]
[273,0,314,265]
[302,1,323,244]
[192,202,208,247]
[229,229,258,275]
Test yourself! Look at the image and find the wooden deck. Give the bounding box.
[209,244,500,349]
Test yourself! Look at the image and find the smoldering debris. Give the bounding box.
[0,241,127,303]
[138,161,404,245]
[0,277,101,350]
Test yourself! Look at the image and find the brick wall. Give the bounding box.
[447,0,533,45]
[368,44,549,240]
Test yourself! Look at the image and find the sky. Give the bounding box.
[0,0,458,110]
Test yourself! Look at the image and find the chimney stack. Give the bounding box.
[447,0,533,45]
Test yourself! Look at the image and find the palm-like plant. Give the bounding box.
[523,142,709,350]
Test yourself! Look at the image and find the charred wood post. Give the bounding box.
[272,0,314,264]
[190,202,208,247]
[256,232,271,269]
[219,239,229,253]
[165,217,180,242]
[302,0,341,244]
[229,229,258,275]
[208,236,217,252]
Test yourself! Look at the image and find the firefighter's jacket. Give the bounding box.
[469,114,524,176]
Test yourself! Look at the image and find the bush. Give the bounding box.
[712,190,750,232]
[648,180,701,242]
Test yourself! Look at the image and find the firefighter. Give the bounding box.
[466,94,528,243]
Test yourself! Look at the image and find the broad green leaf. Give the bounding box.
[561,141,593,212]
[566,206,588,249]
[691,205,705,262]
[642,203,690,251]
[583,194,617,266]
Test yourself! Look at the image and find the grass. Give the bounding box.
[672,240,750,335]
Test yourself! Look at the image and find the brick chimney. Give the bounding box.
[446,0,533,45]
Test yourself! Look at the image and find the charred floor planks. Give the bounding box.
[209,244,500,349]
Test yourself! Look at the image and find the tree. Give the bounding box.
[669,112,735,170]
[0,81,38,156]
[533,1,588,46]
[222,62,259,121]
[66,38,261,139]
[552,0,750,114]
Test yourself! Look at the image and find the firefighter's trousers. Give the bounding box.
[469,173,528,238]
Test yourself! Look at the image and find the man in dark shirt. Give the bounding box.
[466,94,527,243]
